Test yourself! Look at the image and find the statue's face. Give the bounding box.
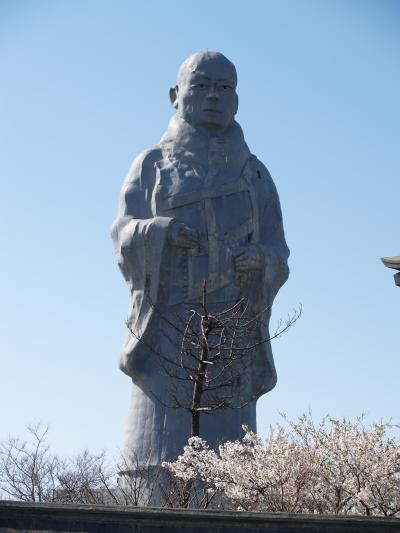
[171,58,238,133]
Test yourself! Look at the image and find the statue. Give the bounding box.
[111,52,289,468]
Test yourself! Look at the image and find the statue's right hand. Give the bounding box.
[168,221,199,249]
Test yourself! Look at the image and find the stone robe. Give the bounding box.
[112,116,289,464]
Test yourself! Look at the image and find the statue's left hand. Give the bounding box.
[231,245,263,272]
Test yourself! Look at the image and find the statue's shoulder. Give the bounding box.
[250,155,272,181]
[124,146,163,186]
[250,155,278,194]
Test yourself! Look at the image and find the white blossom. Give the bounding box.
[163,415,400,516]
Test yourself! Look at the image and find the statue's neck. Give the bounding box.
[159,115,251,175]
[159,115,250,159]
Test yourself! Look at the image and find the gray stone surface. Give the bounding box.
[1,501,399,533]
[111,52,289,466]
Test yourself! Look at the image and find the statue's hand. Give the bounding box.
[232,245,263,272]
[168,221,199,249]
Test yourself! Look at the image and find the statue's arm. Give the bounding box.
[112,149,175,378]
[111,148,172,284]
[254,159,290,294]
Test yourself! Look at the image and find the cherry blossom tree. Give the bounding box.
[3,416,399,515]
[163,414,400,516]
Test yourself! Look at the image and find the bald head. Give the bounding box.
[170,51,239,133]
[176,51,237,87]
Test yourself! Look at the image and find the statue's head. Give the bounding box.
[170,51,238,133]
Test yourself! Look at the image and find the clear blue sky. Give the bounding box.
[1,0,399,458]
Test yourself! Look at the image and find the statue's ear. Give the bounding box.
[234,93,239,115]
[169,86,179,108]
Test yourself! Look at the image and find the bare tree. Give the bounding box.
[0,423,60,502]
[0,424,199,507]
[55,449,118,505]
[0,426,136,505]
[129,283,301,438]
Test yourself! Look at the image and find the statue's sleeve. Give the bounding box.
[254,159,290,302]
[111,148,173,379]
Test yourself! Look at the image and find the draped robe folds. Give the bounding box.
[111,116,289,464]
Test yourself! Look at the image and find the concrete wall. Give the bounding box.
[0,501,398,533]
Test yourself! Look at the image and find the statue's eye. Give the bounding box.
[223,85,231,90]
[198,84,206,88]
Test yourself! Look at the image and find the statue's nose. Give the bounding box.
[207,85,219,101]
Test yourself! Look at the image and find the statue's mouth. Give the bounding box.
[203,108,221,114]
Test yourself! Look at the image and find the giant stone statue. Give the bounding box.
[112,52,289,467]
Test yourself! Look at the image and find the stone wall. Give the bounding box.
[0,501,398,533]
